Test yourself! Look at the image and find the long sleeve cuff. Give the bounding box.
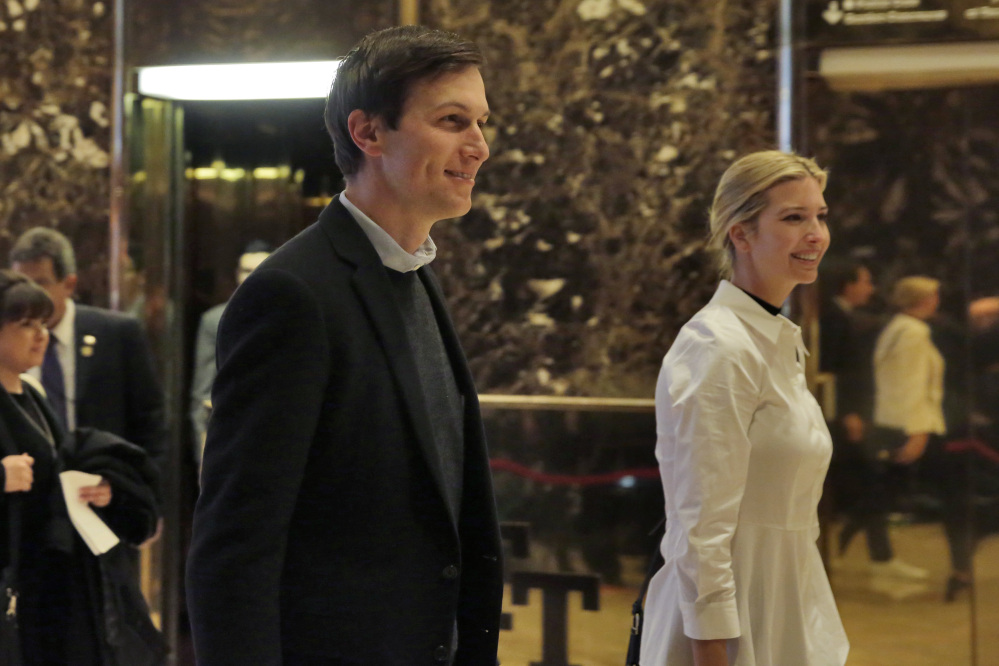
[680,599,741,640]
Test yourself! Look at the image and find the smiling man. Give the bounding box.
[186,26,503,666]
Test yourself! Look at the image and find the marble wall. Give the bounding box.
[1,0,783,390]
[807,83,999,304]
[0,0,114,304]
[423,0,780,397]
[128,0,396,66]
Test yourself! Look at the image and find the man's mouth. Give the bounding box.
[791,252,820,262]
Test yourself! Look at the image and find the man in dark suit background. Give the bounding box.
[186,25,503,666]
[10,227,167,476]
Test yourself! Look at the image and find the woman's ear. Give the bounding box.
[729,222,751,253]
[346,109,385,158]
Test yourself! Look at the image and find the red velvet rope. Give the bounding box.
[489,458,659,486]
[943,438,999,465]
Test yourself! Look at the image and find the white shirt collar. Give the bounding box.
[51,298,75,346]
[339,193,437,273]
[710,280,796,346]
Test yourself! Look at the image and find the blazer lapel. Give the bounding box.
[319,199,456,528]
[0,385,62,454]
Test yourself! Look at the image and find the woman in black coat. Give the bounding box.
[0,269,160,665]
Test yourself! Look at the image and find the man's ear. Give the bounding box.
[64,273,78,297]
[729,222,751,253]
[347,109,385,158]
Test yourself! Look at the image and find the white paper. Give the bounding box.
[59,470,120,555]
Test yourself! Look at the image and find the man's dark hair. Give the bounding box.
[821,256,867,301]
[0,269,54,324]
[9,227,77,279]
[324,25,484,177]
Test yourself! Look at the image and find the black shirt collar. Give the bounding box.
[738,287,782,317]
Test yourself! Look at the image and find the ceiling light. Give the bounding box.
[137,60,342,101]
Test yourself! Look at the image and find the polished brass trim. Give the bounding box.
[478,394,654,412]
[399,0,419,26]
[109,0,127,310]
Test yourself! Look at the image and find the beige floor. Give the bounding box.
[497,523,996,665]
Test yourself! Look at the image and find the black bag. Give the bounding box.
[626,517,665,666]
[1,496,23,666]
[863,425,908,463]
[97,545,167,666]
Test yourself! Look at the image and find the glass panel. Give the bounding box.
[484,403,659,666]
[805,82,978,664]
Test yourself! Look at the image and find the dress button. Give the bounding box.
[442,564,459,580]
[433,644,449,662]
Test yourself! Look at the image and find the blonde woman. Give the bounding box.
[873,276,945,464]
[640,151,848,666]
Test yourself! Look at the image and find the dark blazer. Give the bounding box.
[73,305,166,474]
[820,300,881,421]
[187,198,504,666]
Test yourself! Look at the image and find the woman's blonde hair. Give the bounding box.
[891,276,940,311]
[708,150,828,278]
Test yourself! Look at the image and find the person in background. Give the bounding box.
[640,150,848,666]
[873,276,971,600]
[820,260,928,579]
[0,269,160,665]
[9,228,167,478]
[189,240,272,466]
[186,25,503,665]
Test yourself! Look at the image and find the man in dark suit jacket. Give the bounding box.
[187,25,503,666]
[10,228,167,475]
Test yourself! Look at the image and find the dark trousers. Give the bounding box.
[831,442,893,562]
[917,438,974,575]
[829,426,893,562]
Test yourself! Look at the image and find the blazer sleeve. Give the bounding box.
[186,268,331,666]
[657,321,761,640]
[120,317,167,474]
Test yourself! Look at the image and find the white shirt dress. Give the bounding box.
[640,280,849,666]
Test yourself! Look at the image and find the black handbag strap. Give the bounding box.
[626,516,665,666]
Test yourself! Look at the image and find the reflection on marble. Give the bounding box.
[806,84,999,309]
[424,0,780,396]
[0,0,113,304]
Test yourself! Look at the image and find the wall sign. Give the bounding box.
[806,0,999,46]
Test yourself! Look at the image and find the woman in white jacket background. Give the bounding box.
[640,151,848,666]
[873,277,946,462]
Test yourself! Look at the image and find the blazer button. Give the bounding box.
[433,645,449,662]
[442,564,460,580]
